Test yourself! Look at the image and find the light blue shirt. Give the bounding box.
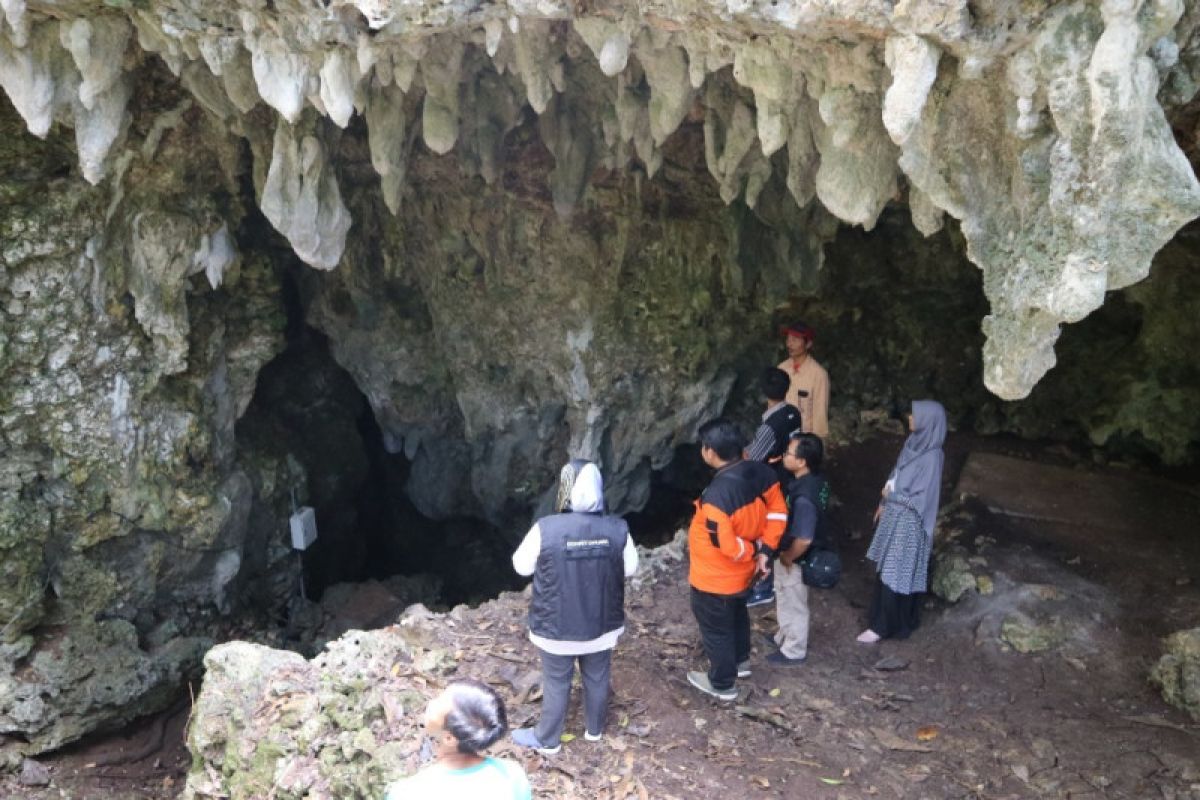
[383,757,531,800]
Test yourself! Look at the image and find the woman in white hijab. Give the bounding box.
[510,461,638,754]
[858,400,947,643]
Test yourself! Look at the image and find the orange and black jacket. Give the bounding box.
[688,459,788,595]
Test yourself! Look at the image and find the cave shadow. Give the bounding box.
[234,271,523,615]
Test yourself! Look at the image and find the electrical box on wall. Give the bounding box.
[289,507,318,551]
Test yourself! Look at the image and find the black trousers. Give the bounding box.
[690,587,751,690]
[867,577,921,640]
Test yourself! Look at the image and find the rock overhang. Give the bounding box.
[3,0,1200,399]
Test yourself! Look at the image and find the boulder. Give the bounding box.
[931,548,977,603]
[1149,627,1200,722]
[1000,612,1067,654]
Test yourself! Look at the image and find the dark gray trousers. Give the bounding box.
[533,649,612,744]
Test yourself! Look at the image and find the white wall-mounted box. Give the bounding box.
[289,507,318,551]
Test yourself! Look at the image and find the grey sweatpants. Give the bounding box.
[533,649,612,744]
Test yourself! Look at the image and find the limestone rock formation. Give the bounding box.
[182,621,433,800]
[0,0,1196,400]
[0,76,293,756]
[1149,626,1200,721]
[930,547,978,604]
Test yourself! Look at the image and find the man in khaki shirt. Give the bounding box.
[777,322,829,439]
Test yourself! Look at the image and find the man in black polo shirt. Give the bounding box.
[766,432,830,666]
[745,367,801,608]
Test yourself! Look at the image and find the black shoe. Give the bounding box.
[746,590,775,608]
[766,650,806,666]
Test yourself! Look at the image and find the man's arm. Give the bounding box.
[779,498,817,566]
[760,481,789,550]
[811,366,830,438]
[622,531,639,577]
[511,523,542,576]
[745,423,775,462]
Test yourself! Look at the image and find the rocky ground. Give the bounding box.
[3,432,1198,800]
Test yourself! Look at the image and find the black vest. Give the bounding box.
[528,512,628,642]
[763,403,802,459]
[788,473,832,552]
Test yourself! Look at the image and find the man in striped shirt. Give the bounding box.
[745,367,802,608]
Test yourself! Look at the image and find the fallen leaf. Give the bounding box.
[620,714,629,727]
[560,733,576,743]
[819,777,845,785]
[752,775,770,789]
[769,688,781,697]
[735,705,792,730]
[916,725,939,741]
[872,727,933,753]
[872,655,909,672]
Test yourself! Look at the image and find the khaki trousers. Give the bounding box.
[773,562,810,659]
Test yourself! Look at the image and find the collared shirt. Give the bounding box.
[777,355,830,438]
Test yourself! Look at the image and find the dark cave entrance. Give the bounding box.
[235,273,524,616]
[625,444,709,546]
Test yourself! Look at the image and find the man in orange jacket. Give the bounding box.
[686,419,788,700]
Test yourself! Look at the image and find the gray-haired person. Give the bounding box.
[383,680,531,799]
[510,461,638,754]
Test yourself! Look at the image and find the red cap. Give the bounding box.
[780,322,815,342]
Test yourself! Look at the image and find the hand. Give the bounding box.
[872,504,882,525]
[754,553,771,580]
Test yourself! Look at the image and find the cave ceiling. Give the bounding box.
[2,0,1199,399]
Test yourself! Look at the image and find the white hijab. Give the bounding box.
[568,462,605,513]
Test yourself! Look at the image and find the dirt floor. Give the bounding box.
[4,431,1199,799]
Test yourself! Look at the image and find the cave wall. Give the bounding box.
[298,104,832,525]
[0,83,293,755]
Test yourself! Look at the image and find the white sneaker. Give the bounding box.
[512,727,561,755]
[584,730,602,742]
[686,670,738,701]
[737,660,752,678]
